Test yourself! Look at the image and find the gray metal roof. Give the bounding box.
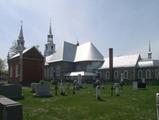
[137,59,159,68]
[10,48,30,59]
[100,54,140,69]
[46,41,103,64]
[74,42,104,62]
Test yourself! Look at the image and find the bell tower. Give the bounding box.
[44,22,55,57]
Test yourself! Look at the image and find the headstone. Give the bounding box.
[77,74,82,88]
[60,80,65,95]
[142,78,145,83]
[120,73,124,89]
[0,84,22,99]
[96,85,101,100]
[113,83,120,96]
[133,81,138,90]
[34,82,51,97]
[0,95,23,120]
[156,93,159,120]
[31,83,39,93]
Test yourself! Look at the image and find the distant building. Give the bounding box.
[44,25,104,81]
[99,42,159,83]
[8,24,44,86]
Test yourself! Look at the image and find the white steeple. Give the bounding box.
[148,41,152,59]
[17,21,25,52]
[44,21,56,57]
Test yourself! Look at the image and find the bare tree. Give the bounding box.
[0,58,5,72]
[9,40,18,57]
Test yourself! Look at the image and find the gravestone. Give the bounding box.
[60,80,65,95]
[0,84,22,99]
[77,74,82,88]
[0,95,23,120]
[34,82,51,97]
[31,83,39,93]
[156,93,159,120]
[113,83,120,96]
[133,81,138,90]
[96,85,101,100]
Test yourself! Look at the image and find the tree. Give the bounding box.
[9,40,18,57]
[0,58,5,72]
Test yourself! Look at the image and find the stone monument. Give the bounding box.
[0,95,23,120]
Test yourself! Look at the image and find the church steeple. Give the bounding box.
[47,22,53,42]
[148,41,152,59]
[44,21,56,57]
[17,21,25,52]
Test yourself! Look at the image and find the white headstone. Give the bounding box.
[113,83,120,96]
[96,85,101,100]
[60,81,65,95]
[133,81,138,90]
[77,74,82,87]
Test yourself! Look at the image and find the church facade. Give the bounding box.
[44,24,104,81]
[99,46,159,83]
[8,24,44,86]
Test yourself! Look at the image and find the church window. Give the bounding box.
[106,71,110,79]
[114,71,119,79]
[10,66,13,77]
[155,69,159,80]
[138,70,143,79]
[124,70,129,79]
[146,69,151,79]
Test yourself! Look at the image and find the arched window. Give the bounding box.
[138,70,143,79]
[146,69,151,79]
[114,71,119,79]
[106,71,110,79]
[15,64,19,77]
[10,66,13,77]
[155,69,159,80]
[124,70,129,79]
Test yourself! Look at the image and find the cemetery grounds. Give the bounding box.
[19,84,158,120]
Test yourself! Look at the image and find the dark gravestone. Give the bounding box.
[0,96,23,120]
[0,84,22,99]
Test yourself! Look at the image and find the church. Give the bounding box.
[8,22,159,84]
[44,24,159,83]
[8,24,44,86]
[44,24,104,82]
[99,44,159,83]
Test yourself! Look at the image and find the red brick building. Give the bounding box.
[8,23,44,86]
[8,47,44,86]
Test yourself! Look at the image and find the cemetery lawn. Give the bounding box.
[19,84,158,120]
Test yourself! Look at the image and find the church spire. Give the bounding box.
[18,21,24,40]
[17,20,25,52]
[47,21,53,42]
[148,40,152,59]
[49,22,52,35]
[44,20,56,56]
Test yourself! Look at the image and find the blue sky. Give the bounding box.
[1,0,159,62]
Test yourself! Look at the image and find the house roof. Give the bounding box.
[10,48,30,59]
[137,59,159,68]
[64,71,96,76]
[100,54,140,69]
[10,47,43,60]
[46,41,103,64]
[74,42,104,62]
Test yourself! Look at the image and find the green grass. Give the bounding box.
[18,84,158,120]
